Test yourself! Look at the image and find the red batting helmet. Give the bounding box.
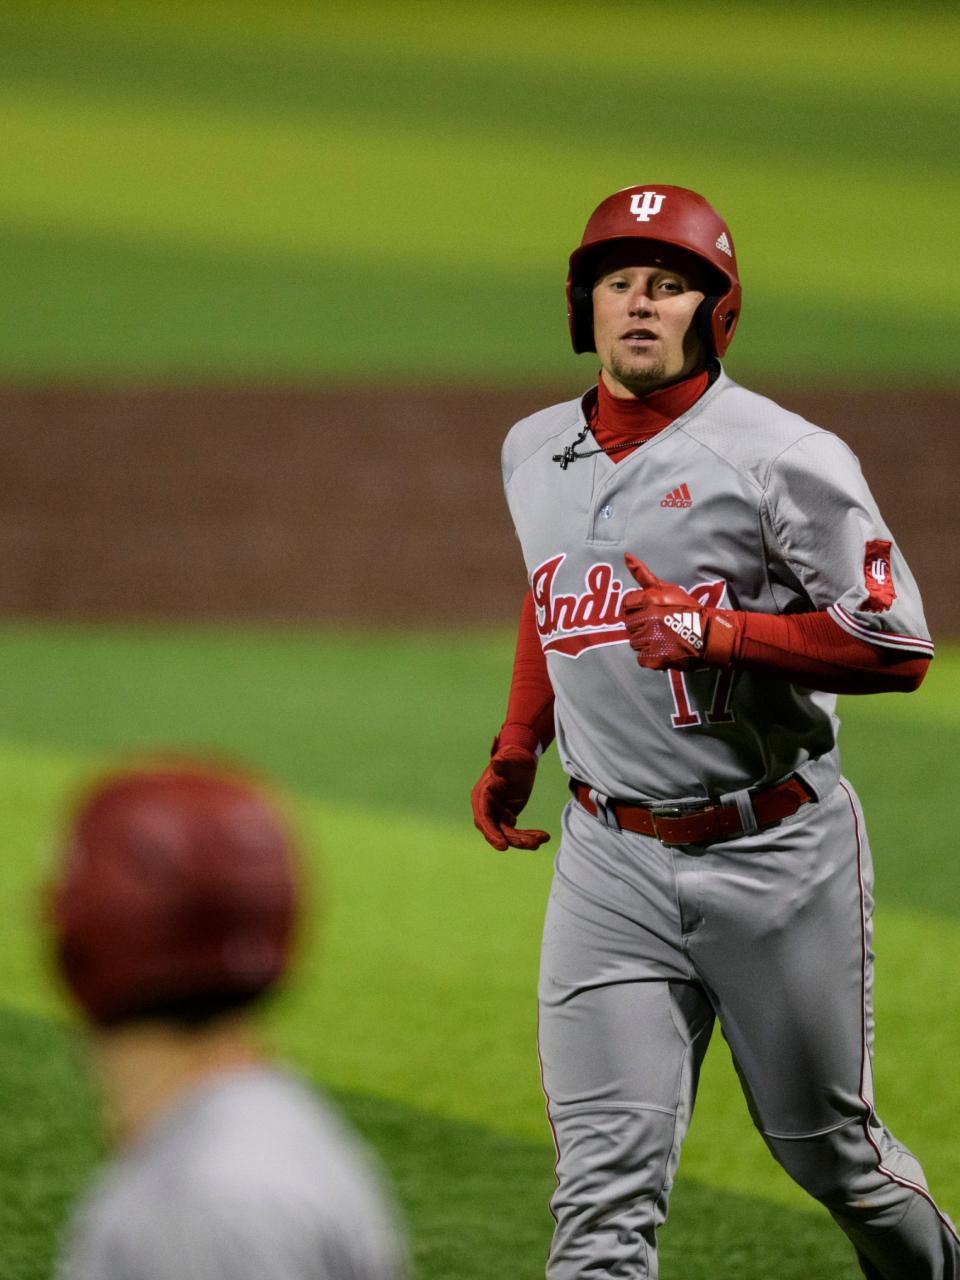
[48,763,298,1026]
[567,184,741,357]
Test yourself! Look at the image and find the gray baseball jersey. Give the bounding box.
[57,1066,407,1280]
[503,367,932,804]
[502,370,958,1279]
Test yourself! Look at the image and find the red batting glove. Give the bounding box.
[471,739,550,852]
[622,553,741,671]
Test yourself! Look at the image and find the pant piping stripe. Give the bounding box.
[842,779,960,1246]
[535,1003,561,1228]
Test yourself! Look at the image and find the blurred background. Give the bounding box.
[1,4,958,1278]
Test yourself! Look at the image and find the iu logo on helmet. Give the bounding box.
[629,191,666,222]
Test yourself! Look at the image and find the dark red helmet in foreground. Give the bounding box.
[567,184,741,358]
[48,763,298,1026]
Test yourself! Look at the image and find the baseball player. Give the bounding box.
[48,761,408,1280]
[471,185,959,1279]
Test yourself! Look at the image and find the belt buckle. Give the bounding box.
[648,804,688,845]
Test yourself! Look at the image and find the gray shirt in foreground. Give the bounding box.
[58,1065,408,1280]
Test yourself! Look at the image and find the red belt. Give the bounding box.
[572,775,812,846]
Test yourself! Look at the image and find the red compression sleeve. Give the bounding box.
[496,591,556,754]
[728,609,929,694]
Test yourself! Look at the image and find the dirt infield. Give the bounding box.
[0,386,956,634]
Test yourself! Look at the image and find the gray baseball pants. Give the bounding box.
[538,780,959,1278]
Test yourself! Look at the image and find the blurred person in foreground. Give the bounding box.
[47,762,408,1280]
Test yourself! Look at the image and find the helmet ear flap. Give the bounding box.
[694,295,720,357]
[569,281,595,354]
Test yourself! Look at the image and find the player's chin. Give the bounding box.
[609,354,669,394]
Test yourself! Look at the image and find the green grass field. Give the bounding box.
[1,1,958,387]
[1,623,958,1279]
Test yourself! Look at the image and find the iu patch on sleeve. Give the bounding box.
[861,539,897,612]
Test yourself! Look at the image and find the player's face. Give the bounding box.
[591,246,707,397]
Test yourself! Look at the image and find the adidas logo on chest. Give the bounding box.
[661,482,693,509]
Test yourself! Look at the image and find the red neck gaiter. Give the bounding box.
[592,368,710,461]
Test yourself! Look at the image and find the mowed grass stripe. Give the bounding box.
[4,227,959,385]
[0,625,958,913]
[1,3,958,381]
[2,85,956,310]
[4,1,958,102]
